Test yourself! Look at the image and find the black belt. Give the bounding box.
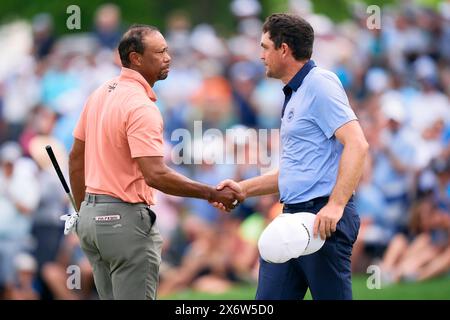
[282,196,330,213]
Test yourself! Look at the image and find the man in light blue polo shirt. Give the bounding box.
[214,13,369,299]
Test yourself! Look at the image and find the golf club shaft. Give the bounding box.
[45,145,78,212]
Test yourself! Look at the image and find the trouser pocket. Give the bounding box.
[137,207,157,236]
[335,203,360,246]
[146,207,156,228]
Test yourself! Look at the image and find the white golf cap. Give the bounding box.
[258,212,325,263]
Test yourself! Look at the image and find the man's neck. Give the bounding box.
[280,60,307,85]
[128,66,155,87]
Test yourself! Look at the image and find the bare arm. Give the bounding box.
[314,120,369,239]
[69,138,86,211]
[328,120,369,208]
[136,156,244,209]
[238,168,279,198]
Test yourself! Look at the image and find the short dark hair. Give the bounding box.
[262,13,314,61]
[118,24,159,67]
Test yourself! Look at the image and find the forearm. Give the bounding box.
[147,166,213,201]
[329,142,368,208]
[69,158,85,211]
[239,168,279,198]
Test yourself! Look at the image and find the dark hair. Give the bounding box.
[118,24,159,67]
[262,13,314,61]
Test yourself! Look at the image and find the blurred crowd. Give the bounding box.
[0,0,449,299]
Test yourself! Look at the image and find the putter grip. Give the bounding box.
[45,145,71,194]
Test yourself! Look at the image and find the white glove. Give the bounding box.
[60,212,80,235]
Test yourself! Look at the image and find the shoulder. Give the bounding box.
[86,76,120,102]
[304,67,345,98]
[99,76,121,93]
[127,93,155,110]
[305,67,342,88]
[127,102,162,122]
[114,79,157,113]
[125,103,164,132]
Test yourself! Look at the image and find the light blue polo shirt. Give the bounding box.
[279,61,357,204]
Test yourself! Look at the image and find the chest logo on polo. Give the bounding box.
[108,83,117,92]
[287,109,295,122]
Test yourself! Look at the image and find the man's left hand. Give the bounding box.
[313,203,344,240]
[60,211,80,235]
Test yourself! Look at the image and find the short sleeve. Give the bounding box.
[310,73,357,139]
[126,104,164,158]
[73,102,88,141]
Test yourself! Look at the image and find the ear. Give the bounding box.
[280,43,290,58]
[129,52,142,66]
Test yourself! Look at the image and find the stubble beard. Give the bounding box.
[266,67,277,79]
[158,70,169,80]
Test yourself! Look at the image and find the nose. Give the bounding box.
[165,52,171,63]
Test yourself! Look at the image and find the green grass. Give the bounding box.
[162,275,450,300]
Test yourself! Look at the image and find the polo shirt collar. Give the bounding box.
[283,59,316,94]
[119,67,157,101]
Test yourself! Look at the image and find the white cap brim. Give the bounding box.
[258,212,325,263]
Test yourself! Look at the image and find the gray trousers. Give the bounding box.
[76,193,163,300]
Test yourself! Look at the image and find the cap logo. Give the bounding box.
[300,223,311,249]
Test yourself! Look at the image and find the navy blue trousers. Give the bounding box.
[256,197,360,300]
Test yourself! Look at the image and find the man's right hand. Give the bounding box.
[211,179,246,211]
[208,183,245,212]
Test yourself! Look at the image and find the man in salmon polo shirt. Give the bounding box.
[68,24,244,300]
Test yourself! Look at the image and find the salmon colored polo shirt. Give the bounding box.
[73,67,164,205]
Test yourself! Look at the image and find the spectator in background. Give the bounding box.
[31,13,55,61]
[165,10,192,60]
[379,192,449,284]
[412,157,450,282]
[41,234,94,300]
[371,95,416,234]
[28,136,68,299]
[0,142,40,293]
[93,3,123,50]
[4,253,39,300]
[19,106,57,156]
[40,50,83,116]
[228,0,263,63]
[158,215,223,297]
[190,73,235,130]
[1,1,450,299]
[1,57,41,142]
[379,157,450,284]
[352,153,389,272]
[228,61,261,127]
[158,210,262,297]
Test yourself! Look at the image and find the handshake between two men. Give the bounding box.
[209,179,244,212]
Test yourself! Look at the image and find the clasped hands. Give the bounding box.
[208,179,245,212]
[209,179,344,239]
